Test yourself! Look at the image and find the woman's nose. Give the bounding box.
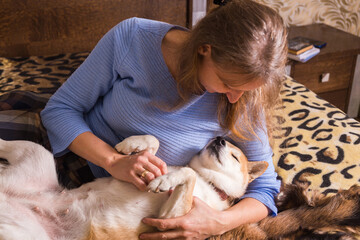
[226,91,244,103]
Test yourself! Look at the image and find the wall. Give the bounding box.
[256,0,360,37]
[256,0,360,118]
[0,0,190,57]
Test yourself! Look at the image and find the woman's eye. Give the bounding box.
[231,154,239,162]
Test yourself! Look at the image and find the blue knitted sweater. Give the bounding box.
[41,17,280,215]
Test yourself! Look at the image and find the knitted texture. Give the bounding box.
[41,18,280,215]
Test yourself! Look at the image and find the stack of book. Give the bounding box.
[288,37,326,63]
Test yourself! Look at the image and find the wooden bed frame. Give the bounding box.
[0,0,192,57]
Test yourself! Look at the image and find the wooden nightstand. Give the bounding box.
[287,24,360,115]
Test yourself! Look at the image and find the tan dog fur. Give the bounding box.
[210,183,360,239]
[0,135,267,240]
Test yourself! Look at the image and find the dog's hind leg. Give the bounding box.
[147,167,196,219]
[0,139,59,192]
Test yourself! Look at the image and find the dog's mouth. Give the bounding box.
[206,136,226,163]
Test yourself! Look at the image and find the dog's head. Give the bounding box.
[189,137,268,199]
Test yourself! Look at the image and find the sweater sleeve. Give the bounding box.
[233,126,281,216]
[41,18,138,156]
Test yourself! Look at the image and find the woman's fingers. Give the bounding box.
[139,229,185,240]
[140,197,222,239]
[136,151,167,174]
[131,171,148,191]
[129,150,167,186]
[138,169,155,183]
[140,217,185,239]
[147,154,168,175]
[141,161,162,178]
[136,150,167,176]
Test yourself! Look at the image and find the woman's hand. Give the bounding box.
[139,197,227,240]
[106,150,168,191]
[68,132,167,191]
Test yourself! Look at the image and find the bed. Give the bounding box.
[1,0,360,238]
[0,0,192,187]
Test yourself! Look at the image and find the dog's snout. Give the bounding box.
[206,137,226,162]
[215,137,226,147]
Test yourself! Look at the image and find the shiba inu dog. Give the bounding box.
[0,135,268,240]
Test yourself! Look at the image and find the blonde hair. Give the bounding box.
[176,0,288,141]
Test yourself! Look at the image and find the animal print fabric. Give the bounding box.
[256,0,360,37]
[272,77,360,196]
[0,53,94,188]
[0,52,89,95]
[0,53,359,194]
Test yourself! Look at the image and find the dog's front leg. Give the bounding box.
[114,135,159,155]
[148,167,196,219]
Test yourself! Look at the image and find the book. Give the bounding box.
[290,36,327,49]
[288,38,314,55]
[288,47,320,63]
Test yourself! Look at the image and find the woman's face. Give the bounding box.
[197,45,264,104]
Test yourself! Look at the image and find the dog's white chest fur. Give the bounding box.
[0,135,267,240]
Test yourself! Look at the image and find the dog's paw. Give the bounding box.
[148,174,176,193]
[148,168,196,193]
[115,135,159,155]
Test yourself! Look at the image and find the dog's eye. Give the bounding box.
[231,154,239,162]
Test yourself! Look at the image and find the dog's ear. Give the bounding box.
[247,161,268,183]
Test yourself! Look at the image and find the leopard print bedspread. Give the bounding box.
[273,77,360,196]
[0,52,89,95]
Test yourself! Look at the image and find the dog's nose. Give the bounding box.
[215,137,226,147]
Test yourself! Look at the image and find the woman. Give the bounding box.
[41,0,288,239]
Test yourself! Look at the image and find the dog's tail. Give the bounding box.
[259,184,360,239]
[210,184,360,240]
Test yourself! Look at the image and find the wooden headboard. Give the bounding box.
[0,0,192,57]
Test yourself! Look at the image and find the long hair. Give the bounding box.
[176,0,288,141]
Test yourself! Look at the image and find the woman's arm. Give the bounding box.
[140,122,277,239]
[69,131,167,191]
[41,18,170,190]
[140,197,268,239]
[235,126,281,216]
[221,197,269,229]
[41,18,138,157]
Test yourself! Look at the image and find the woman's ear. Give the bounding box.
[198,44,212,56]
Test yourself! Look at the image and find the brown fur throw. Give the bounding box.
[211,183,360,240]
